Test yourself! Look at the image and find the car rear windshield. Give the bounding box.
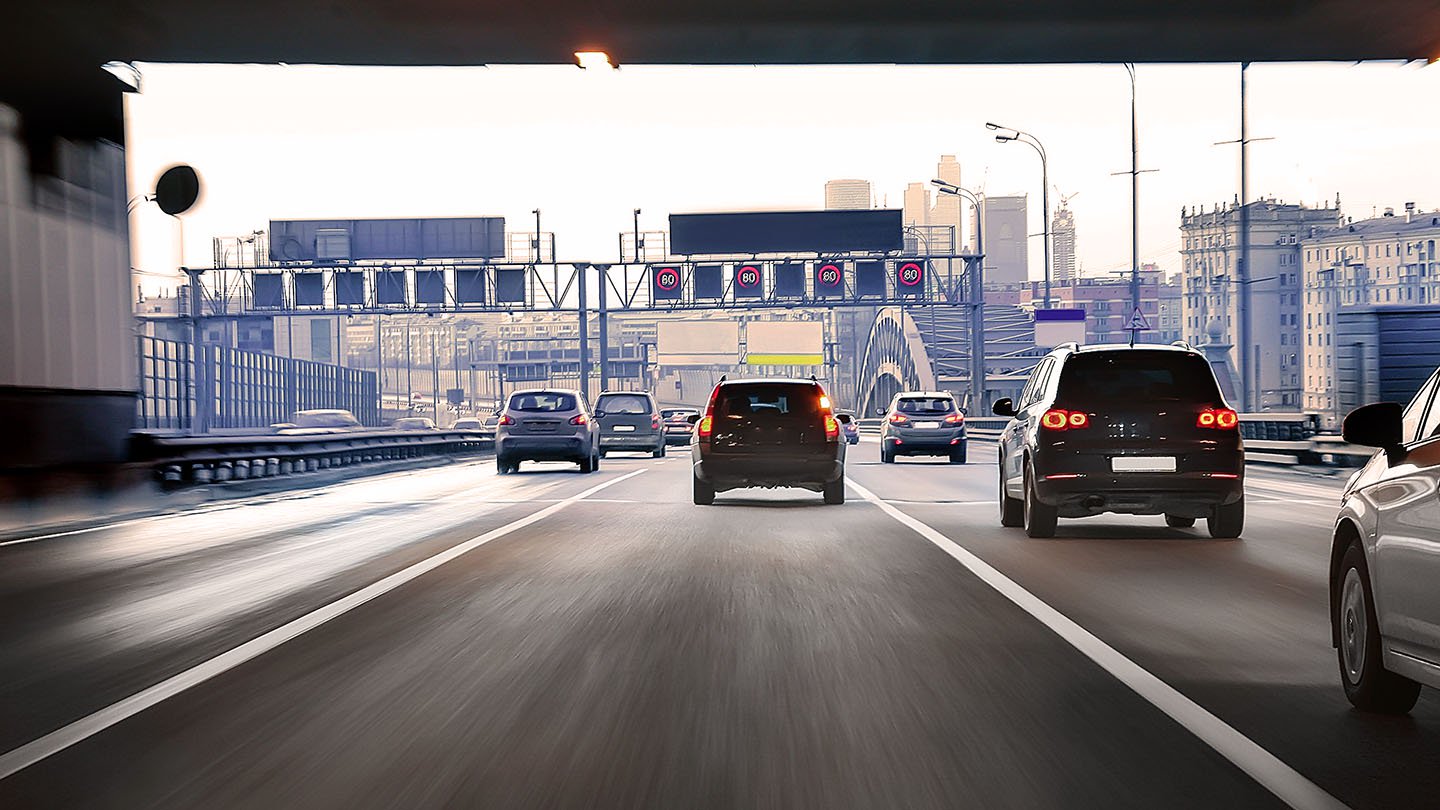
[596,394,650,414]
[509,392,577,412]
[1056,351,1223,404]
[897,397,954,415]
[715,383,822,419]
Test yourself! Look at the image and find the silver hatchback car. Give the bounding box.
[495,388,600,474]
[595,391,665,458]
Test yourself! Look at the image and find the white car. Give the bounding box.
[1331,366,1440,713]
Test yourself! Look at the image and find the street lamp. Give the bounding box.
[986,123,1051,310]
[633,208,643,262]
[931,180,987,412]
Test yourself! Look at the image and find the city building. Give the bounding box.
[1179,197,1340,411]
[1156,268,1183,345]
[1023,265,1163,346]
[1300,204,1440,426]
[978,195,1028,286]
[823,179,871,210]
[902,182,930,229]
[927,156,962,252]
[1052,206,1077,283]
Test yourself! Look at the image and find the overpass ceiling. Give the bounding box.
[5,0,1440,153]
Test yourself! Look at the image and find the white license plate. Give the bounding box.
[1111,456,1176,473]
[913,422,939,430]
[613,425,635,432]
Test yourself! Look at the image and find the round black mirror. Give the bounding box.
[154,165,201,216]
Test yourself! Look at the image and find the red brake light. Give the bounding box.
[651,415,660,429]
[824,414,839,441]
[1068,412,1089,429]
[944,413,965,424]
[1198,408,1239,429]
[697,415,713,439]
[1041,410,1070,430]
[498,414,515,426]
[569,413,588,425]
[889,412,910,424]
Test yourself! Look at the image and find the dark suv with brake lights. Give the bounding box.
[881,392,967,463]
[994,343,1245,538]
[691,378,846,505]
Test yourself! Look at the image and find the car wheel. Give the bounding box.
[1000,459,1024,528]
[578,454,594,473]
[496,456,511,475]
[949,445,967,464]
[1023,465,1057,538]
[1207,497,1244,539]
[693,473,715,505]
[823,479,845,505]
[653,444,665,459]
[1337,542,1421,714]
[1165,514,1196,528]
[598,449,608,459]
[590,451,600,473]
[881,446,895,464]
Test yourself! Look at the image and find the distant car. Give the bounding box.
[271,409,366,436]
[495,388,600,475]
[836,411,860,445]
[881,392,967,463]
[994,342,1244,539]
[661,408,701,446]
[1329,366,1440,715]
[691,378,846,505]
[450,417,484,432]
[479,409,502,439]
[392,417,438,431]
[595,391,666,458]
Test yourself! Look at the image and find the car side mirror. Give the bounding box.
[992,398,1017,418]
[686,413,701,425]
[1343,402,1404,451]
[593,410,605,418]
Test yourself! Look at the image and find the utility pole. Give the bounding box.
[597,264,611,393]
[532,209,541,264]
[1112,65,1156,335]
[633,209,642,262]
[576,263,590,400]
[182,266,210,434]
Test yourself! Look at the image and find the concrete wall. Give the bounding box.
[0,104,135,467]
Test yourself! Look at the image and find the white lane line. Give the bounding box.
[845,477,1349,810]
[0,469,646,782]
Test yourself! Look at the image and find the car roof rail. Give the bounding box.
[1171,340,1194,351]
[1053,342,1080,353]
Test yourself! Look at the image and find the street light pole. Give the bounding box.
[988,123,1050,309]
[633,208,642,263]
[933,180,986,412]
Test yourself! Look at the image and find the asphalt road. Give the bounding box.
[0,442,1435,809]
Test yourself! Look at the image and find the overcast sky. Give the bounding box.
[126,60,1440,296]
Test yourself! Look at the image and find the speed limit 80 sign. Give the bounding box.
[651,265,683,300]
[896,259,926,296]
[734,264,764,298]
[815,262,844,297]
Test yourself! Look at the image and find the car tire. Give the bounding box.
[1000,461,1024,528]
[598,449,608,459]
[1165,514,1196,528]
[579,453,594,473]
[693,473,715,505]
[823,479,845,505]
[653,444,665,459]
[1337,542,1422,714]
[1207,498,1244,539]
[949,446,967,464]
[881,446,895,464]
[497,456,514,475]
[590,451,600,473]
[1023,465,1057,538]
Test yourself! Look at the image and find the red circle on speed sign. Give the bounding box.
[817,263,841,288]
[655,267,680,291]
[737,265,761,288]
[898,261,924,287]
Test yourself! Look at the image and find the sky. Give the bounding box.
[125,60,1440,297]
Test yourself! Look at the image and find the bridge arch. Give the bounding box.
[855,307,937,417]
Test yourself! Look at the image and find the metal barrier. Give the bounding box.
[132,429,492,488]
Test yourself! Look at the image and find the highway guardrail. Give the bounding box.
[131,429,493,488]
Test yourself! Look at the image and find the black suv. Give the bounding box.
[690,378,847,505]
[993,343,1245,538]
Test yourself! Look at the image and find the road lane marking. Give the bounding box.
[0,469,646,782]
[845,477,1349,810]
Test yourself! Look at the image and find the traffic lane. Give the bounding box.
[846,460,1440,810]
[845,439,998,504]
[0,459,643,753]
[3,460,1283,809]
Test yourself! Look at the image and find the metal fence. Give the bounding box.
[137,335,380,431]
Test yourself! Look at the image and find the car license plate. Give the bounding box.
[913,422,939,430]
[1111,456,1176,473]
[613,425,635,432]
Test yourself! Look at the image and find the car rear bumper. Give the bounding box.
[1034,470,1244,517]
[884,431,966,453]
[663,429,694,445]
[694,452,844,491]
[497,435,587,460]
[600,432,662,449]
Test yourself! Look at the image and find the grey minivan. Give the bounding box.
[495,388,600,474]
[595,391,665,458]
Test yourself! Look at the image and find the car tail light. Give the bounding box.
[1041,410,1069,430]
[697,415,713,439]
[651,416,661,430]
[498,414,515,426]
[819,395,832,411]
[824,414,839,441]
[1067,412,1089,429]
[1198,408,1239,429]
[944,413,965,425]
[570,414,588,426]
[889,412,910,425]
